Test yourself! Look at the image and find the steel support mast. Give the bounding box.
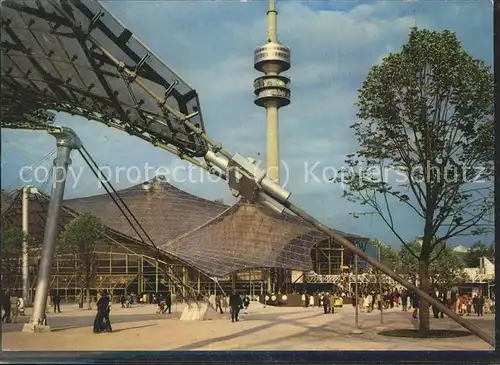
[23,126,82,333]
[22,185,38,306]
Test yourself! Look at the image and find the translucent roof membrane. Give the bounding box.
[1,0,207,156]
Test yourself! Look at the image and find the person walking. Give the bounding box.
[215,294,224,314]
[93,289,112,333]
[52,291,61,313]
[243,295,250,314]
[329,293,336,314]
[229,291,242,323]
[431,289,440,319]
[164,292,172,314]
[18,296,25,316]
[1,290,11,323]
[377,291,383,311]
[466,295,472,316]
[439,292,446,318]
[459,295,467,315]
[412,292,419,319]
[477,294,484,317]
[451,290,458,313]
[365,292,373,313]
[120,294,126,308]
[322,292,330,314]
[9,291,20,323]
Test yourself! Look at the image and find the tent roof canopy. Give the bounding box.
[1,0,207,156]
[2,180,368,276]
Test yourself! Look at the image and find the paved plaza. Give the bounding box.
[2,302,494,351]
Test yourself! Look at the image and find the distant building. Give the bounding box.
[451,245,470,254]
[463,257,495,283]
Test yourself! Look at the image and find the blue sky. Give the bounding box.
[2,0,493,248]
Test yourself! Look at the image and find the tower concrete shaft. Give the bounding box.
[266,103,279,181]
[253,0,291,184]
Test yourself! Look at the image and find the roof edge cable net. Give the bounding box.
[77,145,202,302]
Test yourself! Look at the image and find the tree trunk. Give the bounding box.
[418,260,431,335]
[79,288,84,309]
[86,287,91,310]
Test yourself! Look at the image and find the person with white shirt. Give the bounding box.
[18,297,25,316]
[365,293,373,313]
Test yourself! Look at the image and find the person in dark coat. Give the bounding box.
[439,292,447,318]
[120,294,126,308]
[476,294,484,317]
[1,290,11,323]
[430,289,440,318]
[93,290,112,333]
[412,292,420,319]
[229,291,242,323]
[401,290,408,312]
[52,291,61,313]
[163,292,172,314]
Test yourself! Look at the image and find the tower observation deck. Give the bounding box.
[253,0,290,183]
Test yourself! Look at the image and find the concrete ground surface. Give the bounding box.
[2,303,494,351]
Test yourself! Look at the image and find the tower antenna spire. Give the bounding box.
[267,0,277,42]
[253,0,291,183]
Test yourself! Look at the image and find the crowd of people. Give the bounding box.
[89,287,493,332]
[348,289,423,318]
[2,285,493,334]
[298,287,495,320]
[300,291,339,314]
[1,289,62,324]
[0,290,24,323]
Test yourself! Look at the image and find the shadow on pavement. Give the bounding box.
[171,311,343,350]
[112,324,157,333]
[171,309,494,350]
[1,312,174,334]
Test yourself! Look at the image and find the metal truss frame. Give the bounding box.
[1,0,207,157]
